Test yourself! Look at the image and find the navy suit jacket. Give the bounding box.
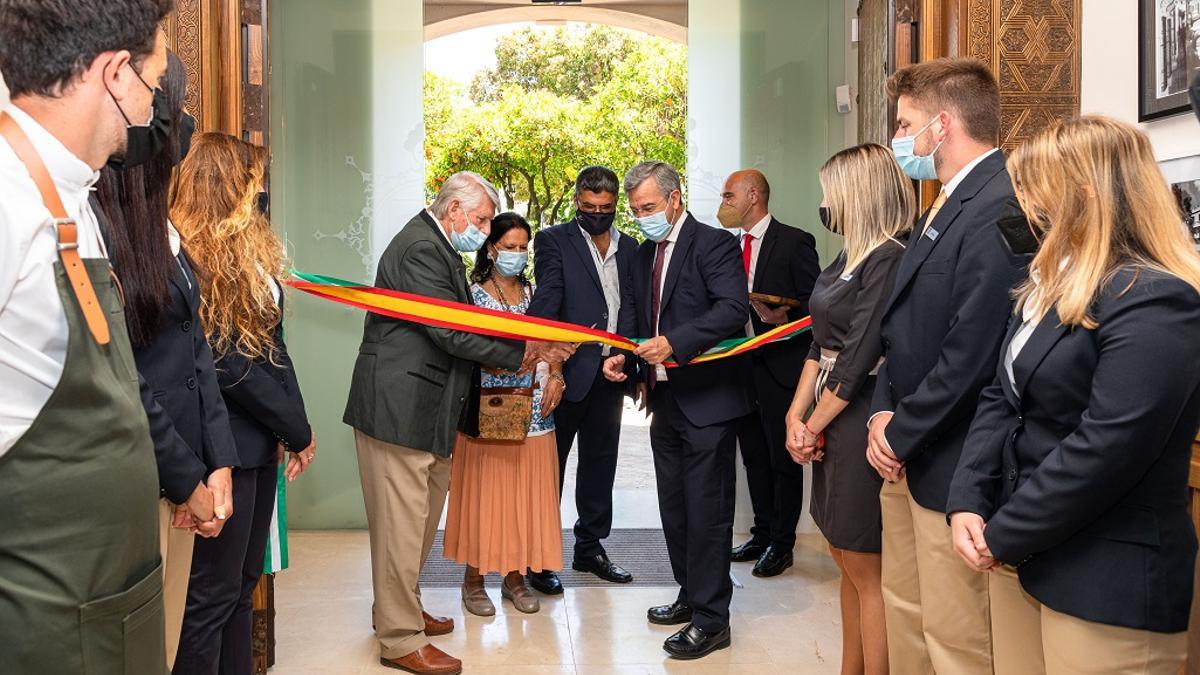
[213,289,312,469]
[632,214,754,427]
[527,219,639,403]
[948,268,1200,632]
[870,151,1030,511]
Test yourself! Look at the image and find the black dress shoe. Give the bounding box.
[752,545,794,578]
[528,570,563,595]
[730,539,768,563]
[572,553,633,583]
[663,623,731,659]
[647,601,693,625]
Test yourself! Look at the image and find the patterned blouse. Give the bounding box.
[470,282,555,437]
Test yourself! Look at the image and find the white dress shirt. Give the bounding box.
[579,222,622,356]
[425,208,455,249]
[742,213,772,336]
[654,210,689,381]
[0,104,106,457]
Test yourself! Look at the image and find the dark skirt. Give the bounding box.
[810,375,884,553]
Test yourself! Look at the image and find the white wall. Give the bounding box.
[1081,0,1200,161]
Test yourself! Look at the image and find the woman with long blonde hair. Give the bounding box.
[948,115,1200,675]
[785,143,915,675]
[171,132,316,675]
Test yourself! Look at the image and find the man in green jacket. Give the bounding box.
[344,171,574,675]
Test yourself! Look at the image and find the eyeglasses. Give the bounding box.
[628,200,668,218]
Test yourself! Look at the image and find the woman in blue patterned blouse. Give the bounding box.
[443,213,566,616]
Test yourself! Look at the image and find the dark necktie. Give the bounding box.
[649,240,669,386]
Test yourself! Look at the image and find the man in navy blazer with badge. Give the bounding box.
[867,59,1030,674]
[602,161,752,660]
[527,166,639,593]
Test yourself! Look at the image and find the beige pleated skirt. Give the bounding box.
[443,431,563,575]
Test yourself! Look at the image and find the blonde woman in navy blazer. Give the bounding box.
[947,115,1200,675]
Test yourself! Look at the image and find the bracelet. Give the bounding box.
[548,373,565,386]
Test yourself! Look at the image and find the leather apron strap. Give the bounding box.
[0,112,111,345]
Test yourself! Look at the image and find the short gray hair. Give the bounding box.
[623,161,682,199]
[429,171,501,218]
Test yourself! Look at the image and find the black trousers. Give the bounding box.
[173,462,277,675]
[737,361,804,550]
[649,383,736,633]
[554,370,625,559]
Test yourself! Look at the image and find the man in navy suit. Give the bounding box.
[603,161,752,660]
[527,166,639,593]
[867,58,1028,674]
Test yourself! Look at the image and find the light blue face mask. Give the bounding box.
[636,209,674,242]
[492,250,528,277]
[450,219,488,252]
[891,116,944,181]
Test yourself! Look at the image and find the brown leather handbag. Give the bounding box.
[477,385,534,442]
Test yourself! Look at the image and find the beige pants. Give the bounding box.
[990,564,1186,675]
[159,497,196,669]
[355,430,452,659]
[880,476,993,674]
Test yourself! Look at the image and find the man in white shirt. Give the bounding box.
[867,58,1029,675]
[0,1,175,672]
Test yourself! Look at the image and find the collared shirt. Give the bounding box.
[578,220,621,356]
[742,213,772,336]
[654,210,689,381]
[0,104,106,457]
[425,208,455,250]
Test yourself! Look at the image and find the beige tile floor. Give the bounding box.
[273,530,845,674]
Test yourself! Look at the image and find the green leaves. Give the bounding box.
[425,24,687,238]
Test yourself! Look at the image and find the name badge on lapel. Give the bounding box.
[839,272,854,282]
[925,227,940,241]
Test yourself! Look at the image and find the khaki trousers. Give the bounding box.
[880,476,993,674]
[159,497,196,669]
[990,564,1186,675]
[355,430,452,659]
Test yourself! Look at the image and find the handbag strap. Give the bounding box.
[0,112,110,345]
[482,386,535,397]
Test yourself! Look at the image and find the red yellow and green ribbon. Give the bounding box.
[285,271,812,367]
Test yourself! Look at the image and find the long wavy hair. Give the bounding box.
[170,132,285,361]
[94,50,187,346]
[1008,115,1200,328]
[819,143,915,273]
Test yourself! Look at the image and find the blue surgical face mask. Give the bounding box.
[636,209,674,242]
[891,116,944,181]
[492,250,528,277]
[450,218,488,252]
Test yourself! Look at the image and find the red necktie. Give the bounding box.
[742,233,754,275]
[649,240,669,386]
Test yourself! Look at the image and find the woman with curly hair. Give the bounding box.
[171,132,316,675]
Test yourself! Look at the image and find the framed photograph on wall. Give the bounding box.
[1140,0,1200,121]
[1159,155,1200,250]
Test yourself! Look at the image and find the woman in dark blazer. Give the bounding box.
[170,132,315,675]
[784,143,913,675]
[947,115,1200,675]
[94,52,239,669]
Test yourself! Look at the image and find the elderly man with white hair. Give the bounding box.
[344,171,574,675]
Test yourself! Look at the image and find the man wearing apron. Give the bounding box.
[0,2,174,672]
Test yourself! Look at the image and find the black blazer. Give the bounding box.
[631,214,754,427]
[133,253,240,503]
[527,219,639,403]
[212,288,312,469]
[870,151,1030,511]
[947,267,1200,632]
[748,218,821,389]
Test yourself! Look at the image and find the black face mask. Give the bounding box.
[577,210,616,236]
[175,112,196,166]
[107,77,171,171]
[996,212,1041,256]
[818,206,840,234]
[256,191,270,216]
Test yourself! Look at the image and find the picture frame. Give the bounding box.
[1140,0,1199,122]
[1158,155,1200,250]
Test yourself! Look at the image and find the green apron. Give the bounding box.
[0,257,165,674]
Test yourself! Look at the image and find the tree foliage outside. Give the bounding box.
[425,24,687,240]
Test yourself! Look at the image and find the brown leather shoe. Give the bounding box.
[423,611,454,637]
[380,644,463,675]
